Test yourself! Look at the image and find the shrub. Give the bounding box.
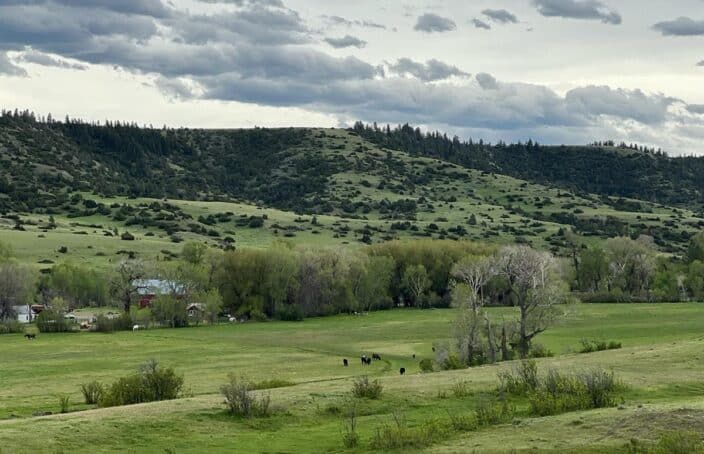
[419,358,434,373]
[36,310,72,333]
[528,368,624,416]
[370,413,446,450]
[99,360,184,407]
[121,232,135,241]
[579,339,622,354]
[80,380,105,405]
[447,411,477,432]
[441,353,466,371]
[608,341,622,350]
[59,396,70,414]
[0,320,24,335]
[626,431,704,453]
[341,405,359,448]
[94,313,133,333]
[450,380,473,398]
[528,343,554,358]
[497,360,539,396]
[474,397,515,427]
[580,369,622,409]
[352,375,383,399]
[220,374,272,418]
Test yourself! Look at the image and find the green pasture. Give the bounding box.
[1,303,704,452]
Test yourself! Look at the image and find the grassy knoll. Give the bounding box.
[1,303,704,452]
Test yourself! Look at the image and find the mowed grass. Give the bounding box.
[2,303,704,452]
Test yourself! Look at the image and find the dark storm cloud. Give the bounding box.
[688,105,704,115]
[324,35,367,49]
[698,60,704,66]
[170,5,310,46]
[0,0,172,17]
[414,13,457,33]
[482,9,518,24]
[533,0,622,25]
[653,17,704,36]
[387,58,469,81]
[471,19,491,30]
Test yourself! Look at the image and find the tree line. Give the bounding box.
[2,232,704,333]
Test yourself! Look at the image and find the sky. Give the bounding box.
[0,0,703,154]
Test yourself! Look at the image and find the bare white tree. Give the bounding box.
[495,245,570,358]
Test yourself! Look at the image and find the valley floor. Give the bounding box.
[1,304,704,453]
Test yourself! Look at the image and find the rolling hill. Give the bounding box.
[1,113,702,268]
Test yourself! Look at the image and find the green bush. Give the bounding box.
[341,405,359,448]
[626,431,704,453]
[220,374,272,418]
[99,360,183,407]
[528,343,554,358]
[36,310,72,333]
[497,360,539,396]
[419,358,434,373]
[370,413,447,450]
[450,380,473,398]
[441,353,466,371]
[80,380,105,405]
[474,398,515,427]
[579,339,622,353]
[94,313,133,333]
[528,368,624,416]
[352,375,383,399]
[0,320,24,334]
[59,396,70,414]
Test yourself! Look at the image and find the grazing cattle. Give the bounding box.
[24,333,36,340]
[432,347,436,352]
[412,354,416,359]
[360,355,367,364]
[343,358,349,367]
[399,367,406,375]
[361,356,371,365]
[372,353,381,360]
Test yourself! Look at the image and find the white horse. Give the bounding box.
[132,324,142,332]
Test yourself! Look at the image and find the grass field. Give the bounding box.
[2,303,704,452]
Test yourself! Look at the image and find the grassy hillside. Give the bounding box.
[1,304,704,452]
[2,117,703,269]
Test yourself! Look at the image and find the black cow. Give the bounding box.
[24,333,36,340]
[412,354,416,359]
[399,367,406,375]
[361,356,371,365]
[343,358,349,367]
[372,353,381,360]
[360,355,367,365]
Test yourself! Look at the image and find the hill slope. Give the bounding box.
[1,114,702,268]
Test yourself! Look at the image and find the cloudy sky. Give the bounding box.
[0,0,703,154]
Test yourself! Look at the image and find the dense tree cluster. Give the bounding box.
[351,122,704,210]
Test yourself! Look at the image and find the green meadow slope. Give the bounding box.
[2,124,702,269]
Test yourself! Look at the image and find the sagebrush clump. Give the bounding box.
[352,376,383,399]
[220,374,272,418]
